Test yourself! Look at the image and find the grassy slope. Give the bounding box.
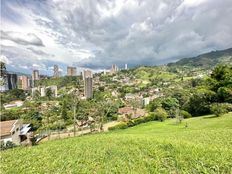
[1,113,232,173]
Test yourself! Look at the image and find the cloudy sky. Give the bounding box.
[1,0,232,75]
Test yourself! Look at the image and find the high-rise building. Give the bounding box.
[53,65,59,78]
[0,61,7,91]
[18,75,30,90]
[67,66,77,76]
[32,70,39,81]
[83,69,92,80]
[125,64,128,70]
[84,77,93,99]
[7,73,17,90]
[110,64,118,74]
[32,70,39,87]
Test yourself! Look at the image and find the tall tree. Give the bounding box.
[46,88,53,100]
[61,100,68,120]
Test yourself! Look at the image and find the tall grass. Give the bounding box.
[1,113,232,173]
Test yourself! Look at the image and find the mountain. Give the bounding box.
[168,48,232,67]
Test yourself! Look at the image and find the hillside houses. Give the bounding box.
[118,107,146,121]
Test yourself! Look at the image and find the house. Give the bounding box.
[125,93,139,100]
[3,100,24,110]
[0,120,33,145]
[142,97,150,106]
[118,107,146,120]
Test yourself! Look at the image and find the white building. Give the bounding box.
[40,86,46,97]
[142,97,150,106]
[3,100,24,110]
[0,120,32,145]
[125,64,128,70]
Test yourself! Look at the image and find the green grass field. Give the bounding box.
[1,113,232,173]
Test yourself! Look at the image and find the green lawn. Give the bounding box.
[1,113,232,173]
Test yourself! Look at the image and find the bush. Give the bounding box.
[111,114,118,121]
[109,110,170,131]
[145,112,156,121]
[154,107,168,122]
[0,141,17,150]
[180,110,192,119]
[108,122,128,131]
[210,103,229,117]
[109,113,158,131]
[133,117,145,125]
[127,120,135,127]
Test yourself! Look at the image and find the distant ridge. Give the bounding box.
[168,48,232,67]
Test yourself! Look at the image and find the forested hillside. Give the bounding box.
[168,48,232,67]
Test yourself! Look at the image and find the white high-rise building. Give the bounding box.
[125,64,128,70]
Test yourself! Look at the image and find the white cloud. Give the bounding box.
[1,0,232,72]
[1,30,44,46]
[0,55,12,64]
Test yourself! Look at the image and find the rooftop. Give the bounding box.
[0,120,17,137]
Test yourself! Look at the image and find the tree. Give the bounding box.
[209,65,232,93]
[33,89,41,100]
[188,88,216,116]
[172,89,190,108]
[146,99,162,112]
[180,110,192,119]
[154,107,168,122]
[46,88,53,100]
[210,103,229,117]
[61,100,68,120]
[161,97,179,117]
[161,97,179,111]
[217,87,232,103]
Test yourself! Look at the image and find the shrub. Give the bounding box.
[108,122,128,131]
[127,120,135,127]
[145,112,156,122]
[111,114,118,121]
[210,103,229,117]
[0,141,17,150]
[109,110,168,131]
[154,107,168,122]
[180,110,192,119]
[133,117,145,125]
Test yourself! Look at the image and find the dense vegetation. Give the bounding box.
[168,48,232,67]
[1,113,232,173]
[146,64,232,117]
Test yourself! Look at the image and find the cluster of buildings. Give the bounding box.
[1,61,130,101]
[109,64,128,75]
[0,62,18,91]
[31,85,58,98]
[0,61,42,92]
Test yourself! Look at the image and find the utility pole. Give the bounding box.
[73,89,79,137]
